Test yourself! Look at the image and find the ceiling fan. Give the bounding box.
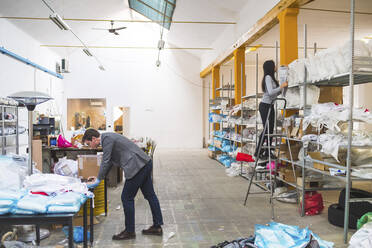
[92,20,127,35]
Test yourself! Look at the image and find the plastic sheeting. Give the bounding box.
[254,222,334,248]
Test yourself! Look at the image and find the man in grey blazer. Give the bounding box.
[82,129,163,240]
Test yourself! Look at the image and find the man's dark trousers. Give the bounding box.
[121,160,163,232]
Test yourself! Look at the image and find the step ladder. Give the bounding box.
[243,98,299,219]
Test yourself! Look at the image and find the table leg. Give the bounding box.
[104,179,108,216]
[35,225,40,246]
[83,202,87,248]
[90,198,94,244]
[68,219,73,248]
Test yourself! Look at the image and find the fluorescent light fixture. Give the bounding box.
[83,48,93,57]
[99,65,105,71]
[49,13,70,30]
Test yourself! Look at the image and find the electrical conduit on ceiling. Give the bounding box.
[0,46,63,79]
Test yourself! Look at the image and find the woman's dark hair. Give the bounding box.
[262,60,279,92]
[82,128,100,143]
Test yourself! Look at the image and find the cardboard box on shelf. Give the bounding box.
[285,142,302,161]
[308,152,329,171]
[283,168,301,183]
[296,177,321,188]
[78,155,102,179]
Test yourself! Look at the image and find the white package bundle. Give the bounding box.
[23,173,81,188]
[342,40,370,71]
[318,48,340,79]
[285,88,301,108]
[304,56,319,82]
[48,192,84,206]
[16,194,49,213]
[48,204,81,213]
[300,85,320,107]
[0,189,24,201]
[288,59,306,86]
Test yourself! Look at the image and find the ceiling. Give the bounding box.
[239,0,372,66]
[1,0,371,65]
[0,0,247,59]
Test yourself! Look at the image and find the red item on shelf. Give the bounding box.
[236,152,255,162]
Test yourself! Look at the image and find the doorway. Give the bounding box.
[113,106,130,137]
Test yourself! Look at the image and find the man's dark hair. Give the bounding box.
[82,128,100,143]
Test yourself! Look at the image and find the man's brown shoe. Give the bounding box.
[142,225,163,236]
[112,230,136,240]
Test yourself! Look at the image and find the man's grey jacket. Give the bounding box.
[97,132,150,180]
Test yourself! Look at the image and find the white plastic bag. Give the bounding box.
[349,222,372,248]
[24,174,81,188]
[54,157,78,177]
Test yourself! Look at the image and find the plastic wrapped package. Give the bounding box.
[48,192,85,206]
[54,157,78,178]
[48,204,81,214]
[349,222,372,248]
[16,194,50,213]
[10,209,35,215]
[341,40,370,72]
[300,86,320,108]
[0,155,28,190]
[0,208,10,215]
[304,56,320,83]
[0,189,25,201]
[285,88,301,108]
[288,59,306,86]
[0,199,15,208]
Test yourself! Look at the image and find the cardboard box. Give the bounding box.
[285,142,302,161]
[352,181,372,192]
[73,216,100,226]
[78,155,102,179]
[283,168,301,183]
[308,152,329,171]
[32,140,43,172]
[296,177,320,188]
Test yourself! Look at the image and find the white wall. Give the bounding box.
[62,48,203,149]
[0,19,63,154]
[200,0,280,70]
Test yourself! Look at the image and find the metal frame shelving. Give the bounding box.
[1,104,20,155]
[271,0,372,243]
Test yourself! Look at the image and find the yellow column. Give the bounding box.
[211,66,220,130]
[234,48,246,105]
[212,66,220,99]
[278,8,299,66]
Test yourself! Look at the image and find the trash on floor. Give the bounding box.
[62,226,90,243]
[115,205,121,210]
[163,231,175,243]
[210,222,333,248]
[254,222,333,248]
